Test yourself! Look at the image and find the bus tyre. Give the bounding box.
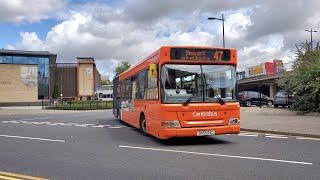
[245,100,252,107]
[140,115,148,136]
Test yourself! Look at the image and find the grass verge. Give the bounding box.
[46,100,113,110]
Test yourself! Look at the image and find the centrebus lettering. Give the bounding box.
[192,111,218,117]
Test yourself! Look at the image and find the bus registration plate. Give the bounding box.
[197,130,215,136]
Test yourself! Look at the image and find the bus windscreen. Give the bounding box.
[170,48,231,62]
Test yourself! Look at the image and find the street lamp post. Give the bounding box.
[305,29,318,49]
[208,14,225,48]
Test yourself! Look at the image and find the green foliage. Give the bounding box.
[47,100,113,110]
[280,42,320,113]
[101,79,111,85]
[52,85,61,99]
[114,61,131,76]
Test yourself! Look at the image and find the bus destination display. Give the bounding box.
[170,48,230,61]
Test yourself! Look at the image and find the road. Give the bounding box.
[0,110,319,180]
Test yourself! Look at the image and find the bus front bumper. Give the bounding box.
[157,125,240,139]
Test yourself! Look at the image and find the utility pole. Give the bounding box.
[305,29,318,49]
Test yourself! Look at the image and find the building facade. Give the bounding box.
[237,60,286,98]
[55,58,101,100]
[0,50,102,103]
[0,50,56,102]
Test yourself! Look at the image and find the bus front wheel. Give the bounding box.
[140,114,148,136]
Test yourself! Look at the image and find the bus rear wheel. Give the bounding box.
[140,114,148,136]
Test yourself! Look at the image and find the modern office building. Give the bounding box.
[0,49,56,102]
[0,49,102,103]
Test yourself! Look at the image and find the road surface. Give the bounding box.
[0,110,319,180]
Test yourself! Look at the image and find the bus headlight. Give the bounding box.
[161,120,181,128]
[228,118,240,125]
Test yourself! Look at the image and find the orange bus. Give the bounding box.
[113,46,240,139]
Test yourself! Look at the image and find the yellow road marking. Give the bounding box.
[0,174,22,180]
[0,171,48,180]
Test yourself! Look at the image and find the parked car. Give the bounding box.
[274,90,292,108]
[238,91,273,107]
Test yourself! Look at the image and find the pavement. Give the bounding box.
[0,110,319,179]
[241,107,320,138]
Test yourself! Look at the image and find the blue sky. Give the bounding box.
[1,0,319,77]
[0,19,59,47]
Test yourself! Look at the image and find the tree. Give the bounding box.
[280,42,320,113]
[114,61,131,76]
[100,75,111,85]
[52,84,61,99]
[101,79,111,85]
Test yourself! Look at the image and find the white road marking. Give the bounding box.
[296,137,320,141]
[114,125,126,128]
[265,134,289,139]
[1,120,126,129]
[26,122,45,125]
[119,145,313,165]
[11,117,52,121]
[0,134,66,142]
[1,121,19,123]
[265,133,287,136]
[63,123,78,126]
[238,134,259,137]
[266,136,288,139]
[91,125,111,128]
[238,132,259,137]
[74,124,96,127]
[108,126,122,129]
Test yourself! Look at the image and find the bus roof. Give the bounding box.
[119,45,237,80]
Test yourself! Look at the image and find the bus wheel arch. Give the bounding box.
[139,113,148,136]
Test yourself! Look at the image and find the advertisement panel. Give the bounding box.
[0,64,38,102]
[78,64,94,96]
[265,62,275,75]
[245,60,284,78]
[247,64,265,77]
[273,60,285,73]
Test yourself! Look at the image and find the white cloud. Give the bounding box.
[0,0,66,23]
[6,1,319,76]
[17,32,44,50]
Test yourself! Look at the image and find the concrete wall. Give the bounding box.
[0,64,38,102]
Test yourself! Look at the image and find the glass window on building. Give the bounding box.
[37,58,50,99]
[38,57,45,64]
[28,57,38,64]
[44,57,49,65]
[13,56,28,64]
[38,63,45,78]
[45,64,50,78]
[0,56,13,63]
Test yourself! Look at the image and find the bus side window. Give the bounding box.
[136,70,147,100]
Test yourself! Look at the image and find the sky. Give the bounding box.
[1,0,320,77]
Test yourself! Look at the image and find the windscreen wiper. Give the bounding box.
[207,84,225,105]
[183,94,193,106]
